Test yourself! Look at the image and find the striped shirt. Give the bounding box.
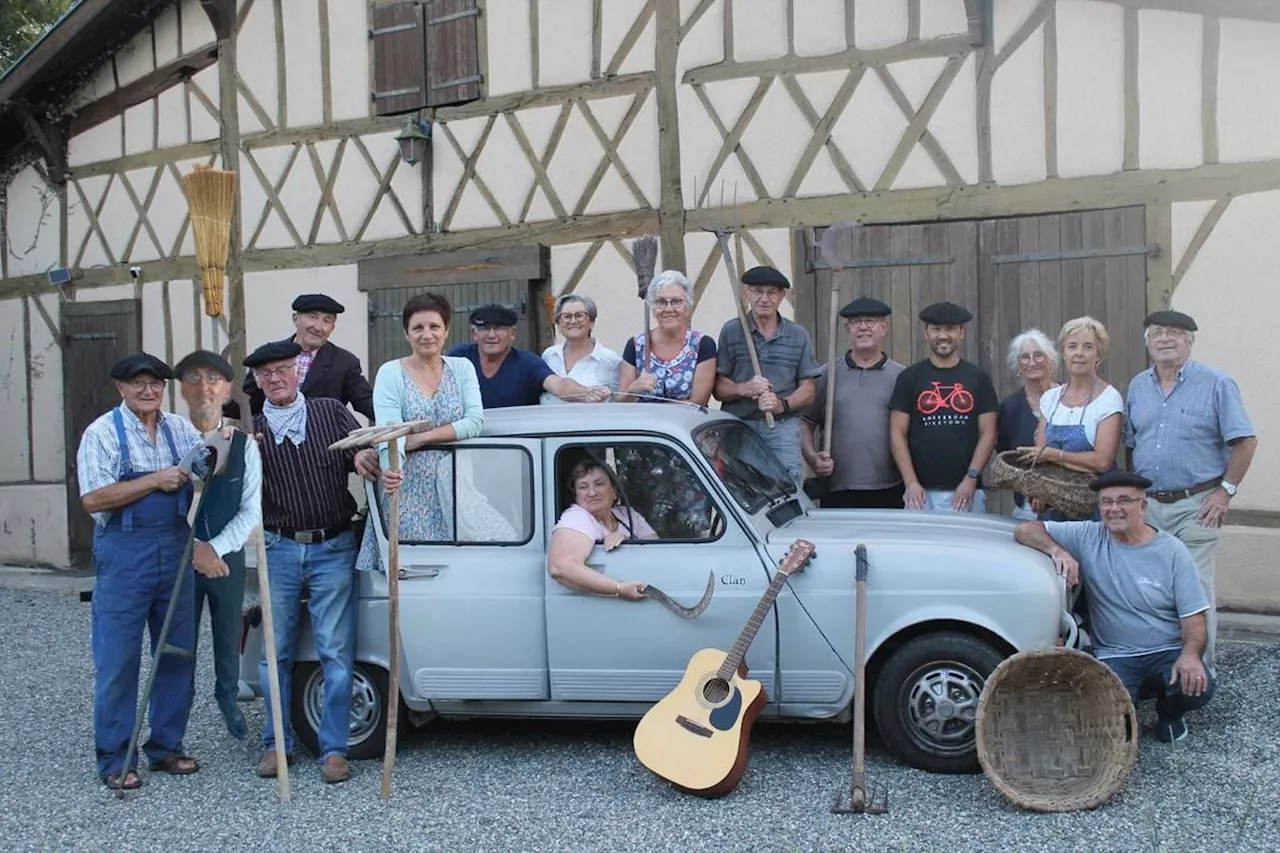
[77,404,204,526]
[254,395,361,532]
[1124,359,1255,492]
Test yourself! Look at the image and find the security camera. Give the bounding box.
[129,266,143,279]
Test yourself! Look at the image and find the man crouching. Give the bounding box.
[1014,470,1214,743]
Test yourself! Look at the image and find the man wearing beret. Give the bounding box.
[76,353,212,789]
[447,303,610,408]
[889,301,999,512]
[802,297,906,508]
[714,265,822,485]
[240,293,375,420]
[1124,310,1257,672]
[1015,471,1215,743]
[243,340,381,784]
[175,349,262,740]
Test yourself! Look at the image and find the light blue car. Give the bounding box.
[241,404,1073,773]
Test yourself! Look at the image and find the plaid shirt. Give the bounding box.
[295,348,317,386]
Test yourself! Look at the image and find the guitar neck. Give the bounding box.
[717,569,789,680]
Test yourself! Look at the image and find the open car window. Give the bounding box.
[693,421,796,515]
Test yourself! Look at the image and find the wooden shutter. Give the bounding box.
[425,0,482,107]
[371,0,429,116]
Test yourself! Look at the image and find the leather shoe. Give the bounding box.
[321,754,351,784]
[219,699,248,741]
[256,749,295,778]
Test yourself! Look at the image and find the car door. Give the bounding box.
[542,436,777,706]
[367,440,549,700]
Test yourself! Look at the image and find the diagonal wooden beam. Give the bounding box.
[242,144,305,248]
[608,238,637,271]
[874,57,966,189]
[1171,196,1231,291]
[350,136,418,238]
[781,68,864,196]
[118,167,166,261]
[305,139,348,244]
[438,116,499,231]
[575,89,653,215]
[558,239,605,297]
[185,78,221,123]
[71,174,117,267]
[678,0,717,43]
[236,74,277,131]
[507,110,569,220]
[694,77,772,204]
[690,238,725,312]
[605,0,657,76]
[994,0,1053,70]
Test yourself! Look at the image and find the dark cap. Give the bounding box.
[291,293,345,314]
[110,352,173,381]
[1089,471,1153,492]
[174,349,234,381]
[243,340,303,369]
[469,304,519,327]
[919,301,973,325]
[1142,310,1197,332]
[840,297,891,318]
[741,265,791,289]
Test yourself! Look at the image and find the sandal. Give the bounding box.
[104,770,143,790]
[150,754,201,775]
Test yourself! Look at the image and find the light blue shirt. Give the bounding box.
[1123,360,1254,491]
[372,356,484,466]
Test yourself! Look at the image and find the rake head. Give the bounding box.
[830,783,890,816]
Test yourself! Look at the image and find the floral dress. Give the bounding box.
[629,329,708,402]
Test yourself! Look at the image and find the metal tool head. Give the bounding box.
[830,784,890,815]
[177,432,233,481]
[815,221,860,275]
[642,571,716,619]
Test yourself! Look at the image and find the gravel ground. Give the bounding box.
[2,588,1278,853]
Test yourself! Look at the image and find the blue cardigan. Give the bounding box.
[372,356,484,466]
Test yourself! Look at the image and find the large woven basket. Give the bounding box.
[976,648,1137,812]
[988,450,1097,519]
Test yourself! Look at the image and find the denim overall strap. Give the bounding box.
[111,409,137,531]
[158,419,189,517]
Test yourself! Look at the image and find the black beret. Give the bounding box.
[919,301,973,325]
[741,265,791,289]
[110,352,173,381]
[1142,310,1197,332]
[469,304,519,327]
[1090,471,1153,492]
[243,340,303,369]
[840,297,891,318]
[174,349,234,381]
[291,293,345,314]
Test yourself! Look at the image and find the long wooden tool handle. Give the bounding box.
[255,526,291,802]
[851,545,870,808]
[727,228,775,428]
[823,285,839,455]
[380,442,402,801]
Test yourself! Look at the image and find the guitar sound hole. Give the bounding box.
[701,676,731,704]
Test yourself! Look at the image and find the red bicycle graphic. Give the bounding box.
[917,381,975,415]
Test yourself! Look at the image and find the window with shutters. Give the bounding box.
[371,0,482,117]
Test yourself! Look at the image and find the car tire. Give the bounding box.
[872,632,1006,774]
[289,661,404,761]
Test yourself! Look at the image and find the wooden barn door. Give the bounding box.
[62,300,143,566]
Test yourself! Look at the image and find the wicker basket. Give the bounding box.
[988,450,1097,519]
[977,648,1137,812]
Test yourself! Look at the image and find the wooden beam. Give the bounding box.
[694,78,772,203]
[273,0,287,128]
[68,46,220,137]
[994,0,1053,71]
[200,0,237,41]
[214,17,247,370]
[874,59,965,189]
[1171,196,1231,292]
[975,22,994,181]
[781,69,864,196]
[515,103,572,221]
[1145,202,1172,311]
[15,106,69,184]
[907,0,921,42]
[434,72,654,121]
[605,0,657,76]
[591,0,603,79]
[1098,0,1280,24]
[655,0,686,272]
[575,91,652,215]
[357,246,549,291]
[679,0,717,43]
[1123,6,1139,170]
[685,34,972,84]
[243,144,304,248]
[1202,16,1220,165]
[1044,5,1058,178]
[963,0,985,46]
[529,0,540,89]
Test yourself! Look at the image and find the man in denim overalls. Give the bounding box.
[76,353,207,790]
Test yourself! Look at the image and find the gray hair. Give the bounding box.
[1143,326,1195,347]
[1006,328,1059,375]
[646,269,693,311]
[555,293,597,322]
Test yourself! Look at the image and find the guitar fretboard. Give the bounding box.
[717,569,788,681]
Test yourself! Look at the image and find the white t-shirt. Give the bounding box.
[1040,384,1124,447]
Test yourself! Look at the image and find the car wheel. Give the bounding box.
[872,632,1006,774]
[290,661,402,761]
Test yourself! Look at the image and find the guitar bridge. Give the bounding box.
[675,715,713,738]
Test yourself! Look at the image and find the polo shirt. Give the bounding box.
[449,343,554,408]
[806,352,905,491]
[716,314,822,420]
[539,339,621,405]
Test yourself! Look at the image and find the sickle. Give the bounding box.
[642,571,716,619]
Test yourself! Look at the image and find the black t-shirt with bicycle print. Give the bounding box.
[889,359,999,490]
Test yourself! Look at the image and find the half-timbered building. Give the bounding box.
[1,0,1277,581]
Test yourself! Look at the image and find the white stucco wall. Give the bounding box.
[1217,18,1280,164]
[0,485,70,566]
[4,166,62,277]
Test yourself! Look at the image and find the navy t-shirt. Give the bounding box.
[448,343,554,408]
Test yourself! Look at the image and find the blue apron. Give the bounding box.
[1042,404,1105,522]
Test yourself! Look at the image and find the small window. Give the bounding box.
[370,0,482,117]
[555,443,726,543]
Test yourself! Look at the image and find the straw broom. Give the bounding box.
[633,235,659,374]
[182,164,237,317]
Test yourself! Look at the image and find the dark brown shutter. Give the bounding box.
[371,0,429,116]
[424,0,482,107]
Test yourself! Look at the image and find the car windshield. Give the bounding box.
[693,421,796,514]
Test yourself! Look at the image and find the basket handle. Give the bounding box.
[1031,446,1052,468]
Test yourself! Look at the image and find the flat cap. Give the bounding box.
[243,340,302,369]
[741,265,791,289]
[919,301,973,325]
[174,349,234,381]
[840,296,891,318]
[1142,310,1197,332]
[291,293,345,314]
[1089,470,1153,492]
[110,352,173,381]
[469,304,519,327]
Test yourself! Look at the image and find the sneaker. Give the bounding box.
[1154,717,1189,743]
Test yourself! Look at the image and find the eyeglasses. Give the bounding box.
[558,311,590,323]
[1098,496,1144,508]
[746,288,783,301]
[125,379,166,392]
[1018,352,1049,364]
[654,298,686,310]
[181,373,226,385]
[254,363,296,380]
[847,317,883,328]
[1148,326,1188,340]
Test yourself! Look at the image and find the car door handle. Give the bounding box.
[398,566,443,580]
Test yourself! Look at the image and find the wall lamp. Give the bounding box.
[396,117,432,166]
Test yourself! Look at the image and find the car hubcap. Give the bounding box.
[902,662,983,757]
[304,667,383,747]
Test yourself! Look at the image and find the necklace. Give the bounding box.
[1060,379,1098,407]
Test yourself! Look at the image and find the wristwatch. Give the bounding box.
[780,397,791,414]
[1220,480,1238,497]
[965,467,981,480]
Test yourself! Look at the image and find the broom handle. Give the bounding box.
[381,441,402,801]
[823,284,839,455]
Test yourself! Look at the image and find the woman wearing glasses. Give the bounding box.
[540,294,622,404]
[998,330,1059,520]
[617,269,718,405]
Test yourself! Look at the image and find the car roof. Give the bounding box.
[475,403,739,438]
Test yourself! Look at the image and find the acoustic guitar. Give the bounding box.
[632,539,817,797]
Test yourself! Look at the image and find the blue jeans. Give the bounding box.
[923,489,987,513]
[1102,648,1216,721]
[745,417,805,487]
[258,530,358,759]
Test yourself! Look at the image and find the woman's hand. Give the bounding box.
[382,469,405,494]
[627,373,657,395]
[1030,498,1046,515]
[602,529,627,551]
[1015,445,1050,465]
[616,580,647,601]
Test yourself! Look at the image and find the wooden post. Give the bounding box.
[254,529,292,802]
[381,441,402,801]
[823,286,839,452]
